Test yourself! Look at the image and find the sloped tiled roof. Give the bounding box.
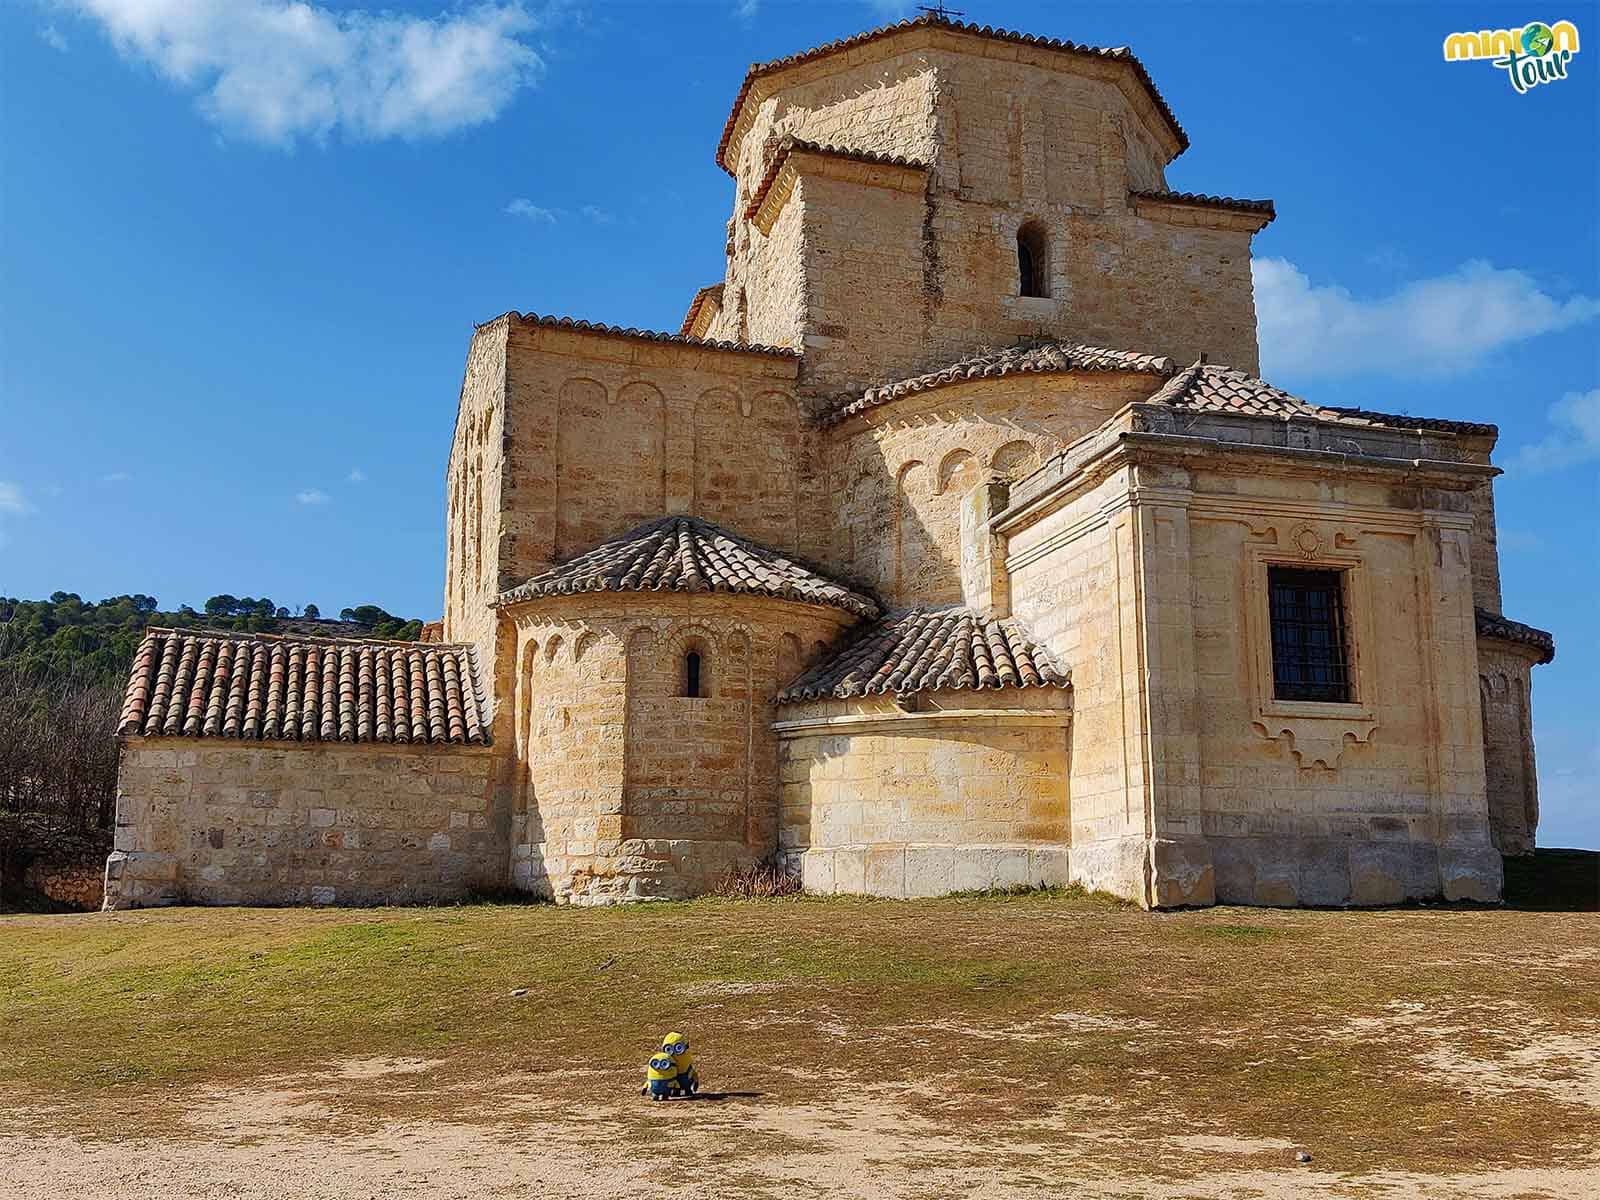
[117,629,488,745]
[494,310,797,359]
[1130,189,1276,221]
[717,13,1188,173]
[679,284,725,337]
[1476,609,1555,664]
[1146,361,1499,437]
[779,606,1067,702]
[746,136,928,220]
[497,516,879,618]
[821,340,1177,426]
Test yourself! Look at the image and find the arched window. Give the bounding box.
[684,650,703,698]
[1017,222,1049,298]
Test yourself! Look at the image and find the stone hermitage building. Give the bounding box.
[106,14,1555,911]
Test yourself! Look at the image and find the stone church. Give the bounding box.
[106,14,1554,911]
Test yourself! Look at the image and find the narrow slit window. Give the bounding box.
[684,650,703,699]
[1017,223,1049,298]
[1268,567,1352,703]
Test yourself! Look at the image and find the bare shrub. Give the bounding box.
[0,647,121,896]
[710,855,803,900]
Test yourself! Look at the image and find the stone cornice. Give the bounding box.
[1129,190,1275,233]
[506,313,801,379]
[996,408,1497,539]
[749,142,928,235]
[773,708,1069,738]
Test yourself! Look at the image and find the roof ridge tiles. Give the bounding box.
[497,514,880,618]
[117,630,489,746]
[490,310,798,359]
[779,604,1069,703]
[819,338,1177,427]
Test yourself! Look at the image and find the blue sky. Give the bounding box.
[1,1,1595,846]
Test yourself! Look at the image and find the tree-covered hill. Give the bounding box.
[0,593,428,686]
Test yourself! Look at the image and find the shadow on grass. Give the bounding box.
[1503,848,1599,912]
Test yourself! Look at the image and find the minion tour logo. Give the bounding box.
[1443,20,1581,93]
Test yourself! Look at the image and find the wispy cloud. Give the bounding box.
[505,197,557,223]
[348,467,367,483]
[1253,258,1600,379]
[60,0,545,147]
[39,24,69,51]
[0,482,31,515]
[296,488,331,505]
[734,0,759,19]
[102,471,131,484]
[1510,388,1600,473]
[580,204,614,224]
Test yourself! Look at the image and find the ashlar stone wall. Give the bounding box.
[105,739,503,908]
[1477,638,1543,856]
[823,372,1156,608]
[998,416,1504,908]
[776,689,1073,898]
[506,592,856,903]
[710,34,1263,398]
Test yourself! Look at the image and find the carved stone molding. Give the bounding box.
[1251,714,1379,769]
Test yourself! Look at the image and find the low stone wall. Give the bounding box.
[106,738,505,909]
[21,860,105,911]
[776,691,1073,898]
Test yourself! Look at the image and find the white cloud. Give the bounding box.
[102,471,131,483]
[40,24,69,51]
[505,197,557,222]
[296,488,330,505]
[862,0,914,18]
[580,204,614,224]
[0,482,31,515]
[348,467,367,483]
[1253,257,1600,379]
[734,0,759,19]
[1510,388,1600,473]
[61,0,544,146]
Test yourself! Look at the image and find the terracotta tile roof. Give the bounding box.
[1476,609,1555,664]
[1130,189,1276,222]
[717,14,1188,173]
[496,515,879,618]
[1146,361,1499,437]
[117,629,488,745]
[746,136,928,221]
[779,606,1068,702]
[820,339,1176,427]
[679,284,725,337]
[495,310,797,359]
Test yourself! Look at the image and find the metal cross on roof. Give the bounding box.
[916,4,966,18]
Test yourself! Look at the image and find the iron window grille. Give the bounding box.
[1268,567,1352,703]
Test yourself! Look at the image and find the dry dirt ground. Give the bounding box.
[1,888,1596,1199]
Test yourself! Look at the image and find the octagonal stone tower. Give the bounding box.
[693,18,1272,401]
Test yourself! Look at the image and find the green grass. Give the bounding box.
[3,891,1597,1173]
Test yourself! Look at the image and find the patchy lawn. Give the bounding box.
[1,885,1597,1199]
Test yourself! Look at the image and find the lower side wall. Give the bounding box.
[777,693,1073,899]
[105,738,505,909]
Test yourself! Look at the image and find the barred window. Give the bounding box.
[1268,567,1352,703]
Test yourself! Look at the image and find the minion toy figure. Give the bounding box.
[660,1031,699,1096]
[643,1051,680,1101]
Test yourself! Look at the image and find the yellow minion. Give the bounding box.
[660,1031,698,1096]
[642,1051,679,1101]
